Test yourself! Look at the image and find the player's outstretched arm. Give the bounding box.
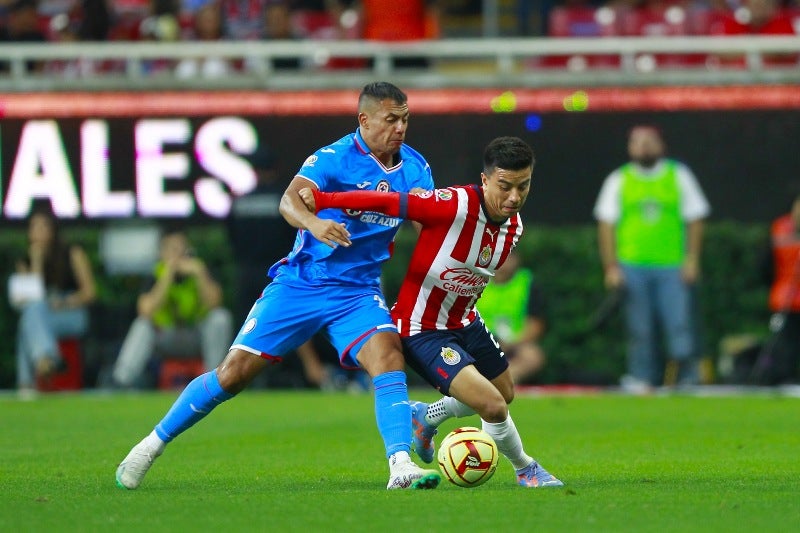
[309,188,455,227]
[281,177,351,248]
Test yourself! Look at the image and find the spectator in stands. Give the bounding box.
[264,1,302,69]
[477,250,547,385]
[340,0,440,68]
[110,228,233,388]
[593,125,710,393]
[757,192,800,384]
[0,0,47,72]
[175,1,232,78]
[226,144,327,388]
[11,207,97,395]
[220,0,268,40]
[77,0,110,40]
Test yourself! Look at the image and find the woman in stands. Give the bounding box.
[12,207,96,396]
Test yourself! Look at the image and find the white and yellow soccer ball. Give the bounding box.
[437,426,499,488]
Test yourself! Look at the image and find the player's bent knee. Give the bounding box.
[479,396,509,423]
[217,349,268,394]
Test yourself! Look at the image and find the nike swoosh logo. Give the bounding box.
[356,181,371,189]
[189,403,208,414]
[321,148,335,153]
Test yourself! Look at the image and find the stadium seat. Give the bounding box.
[787,7,800,34]
[620,3,705,68]
[543,5,622,70]
[37,338,84,392]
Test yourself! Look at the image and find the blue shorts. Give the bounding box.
[401,318,509,396]
[231,279,396,369]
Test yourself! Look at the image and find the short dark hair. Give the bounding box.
[359,82,407,109]
[483,136,535,174]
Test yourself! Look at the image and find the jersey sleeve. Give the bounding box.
[295,150,336,190]
[313,188,458,225]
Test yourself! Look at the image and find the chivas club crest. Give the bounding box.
[441,347,461,365]
[478,245,492,266]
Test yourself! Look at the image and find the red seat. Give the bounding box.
[620,4,704,68]
[38,338,83,392]
[543,5,622,70]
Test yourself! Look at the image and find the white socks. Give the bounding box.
[425,396,477,426]
[482,415,533,470]
[424,397,534,471]
[388,450,412,472]
[144,430,166,454]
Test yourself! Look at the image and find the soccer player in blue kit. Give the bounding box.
[115,82,441,490]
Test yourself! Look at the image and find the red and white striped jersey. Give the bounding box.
[312,184,523,336]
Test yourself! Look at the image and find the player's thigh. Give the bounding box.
[461,319,510,384]
[401,331,478,395]
[355,332,405,376]
[324,287,398,369]
[231,280,323,359]
[489,369,515,403]
[449,365,508,421]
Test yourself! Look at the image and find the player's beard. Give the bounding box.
[634,155,659,169]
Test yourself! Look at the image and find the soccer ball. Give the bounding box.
[437,426,499,488]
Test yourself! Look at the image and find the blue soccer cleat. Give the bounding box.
[516,461,564,488]
[410,401,437,464]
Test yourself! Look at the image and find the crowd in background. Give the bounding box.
[0,0,798,76]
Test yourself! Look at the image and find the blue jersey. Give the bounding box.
[269,129,434,287]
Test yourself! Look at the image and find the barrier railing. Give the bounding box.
[1,35,799,91]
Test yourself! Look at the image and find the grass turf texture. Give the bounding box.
[1,391,798,532]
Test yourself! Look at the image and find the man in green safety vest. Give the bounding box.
[593,125,710,393]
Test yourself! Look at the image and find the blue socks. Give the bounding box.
[155,371,233,443]
[373,370,411,457]
[152,369,411,459]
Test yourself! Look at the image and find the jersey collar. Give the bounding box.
[353,128,403,171]
[353,128,370,155]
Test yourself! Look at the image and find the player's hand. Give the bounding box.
[307,218,351,248]
[176,256,206,277]
[604,264,624,289]
[409,187,430,196]
[298,187,316,212]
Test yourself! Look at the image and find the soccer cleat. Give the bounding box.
[515,461,564,488]
[410,401,437,464]
[387,459,441,490]
[115,438,163,490]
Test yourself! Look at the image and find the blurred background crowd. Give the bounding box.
[0,0,798,76]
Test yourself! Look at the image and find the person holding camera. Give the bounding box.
[110,228,233,388]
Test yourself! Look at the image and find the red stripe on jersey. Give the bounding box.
[420,285,449,331]
[450,187,480,262]
[496,215,522,267]
[445,294,476,328]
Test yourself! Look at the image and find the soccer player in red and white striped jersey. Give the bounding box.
[303,136,563,488]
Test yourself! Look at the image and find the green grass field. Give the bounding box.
[1,390,798,532]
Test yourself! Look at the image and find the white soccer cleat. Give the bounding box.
[386,457,441,490]
[115,438,163,490]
